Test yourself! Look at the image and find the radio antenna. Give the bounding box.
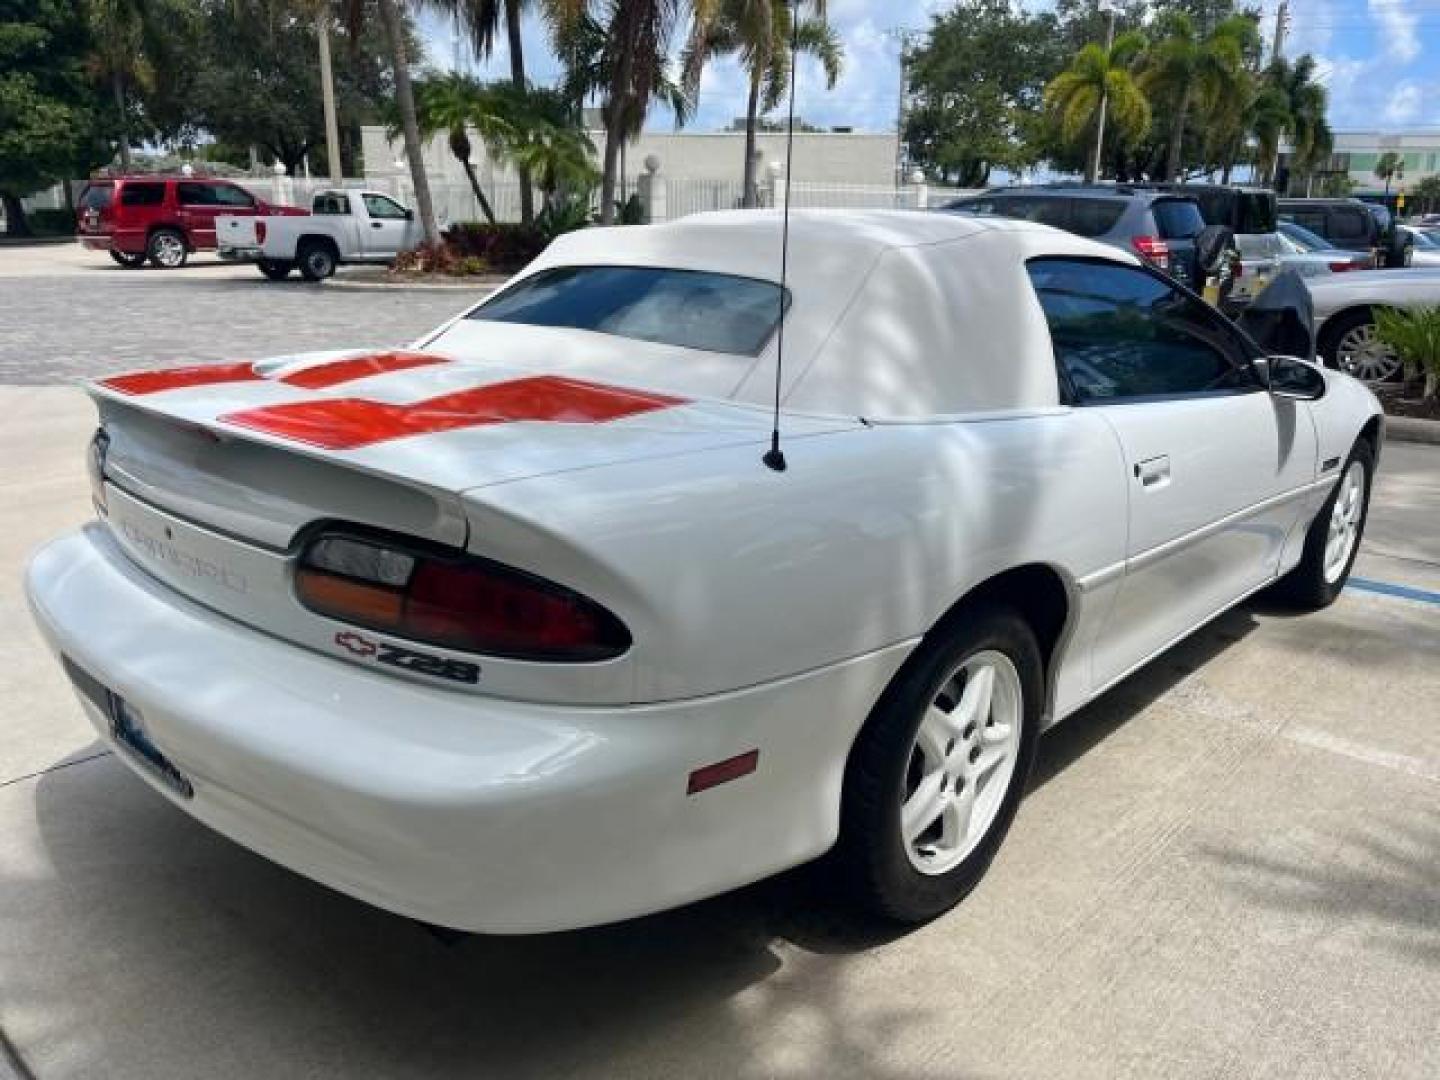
[762,0,802,473]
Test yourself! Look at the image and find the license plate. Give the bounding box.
[111,695,194,798]
[63,657,193,798]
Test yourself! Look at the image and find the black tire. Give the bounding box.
[1272,438,1374,609]
[146,228,188,269]
[297,241,336,282]
[108,249,147,269]
[258,259,293,281]
[836,602,1043,924]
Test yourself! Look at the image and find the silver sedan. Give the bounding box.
[1309,266,1440,381]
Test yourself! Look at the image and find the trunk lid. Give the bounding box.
[91,348,854,550]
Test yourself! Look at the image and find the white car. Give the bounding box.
[26,211,1382,933]
[217,189,423,281]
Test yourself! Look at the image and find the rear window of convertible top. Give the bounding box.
[468,265,788,357]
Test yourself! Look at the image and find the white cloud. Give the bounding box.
[1369,0,1420,64]
[1382,82,1423,124]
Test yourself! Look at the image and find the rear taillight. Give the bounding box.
[1132,236,1170,270]
[294,531,631,662]
[1329,260,1360,273]
[255,221,267,243]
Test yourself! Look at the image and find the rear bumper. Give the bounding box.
[218,246,262,262]
[79,235,114,252]
[26,524,908,933]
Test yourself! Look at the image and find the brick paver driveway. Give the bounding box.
[0,245,479,384]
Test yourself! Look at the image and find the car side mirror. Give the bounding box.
[1256,355,1327,401]
[404,208,414,221]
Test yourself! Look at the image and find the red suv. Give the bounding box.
[76,177,306,269]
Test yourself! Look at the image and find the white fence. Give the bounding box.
[22,172,977,230]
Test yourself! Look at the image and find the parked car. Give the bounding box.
[1119,183,1283,307]
[1309,266,1440,381]
[1398,225,1440,267]
[941,186,1215,296]
[27,211,1380,933]
[76,176,305,269]
[1276,220,1373,277]
[217,188,423,281]
[1278,198,1412,268]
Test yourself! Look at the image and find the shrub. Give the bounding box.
[29,209,75,236]
[1374,305,1440,401]
[442,222,548,272]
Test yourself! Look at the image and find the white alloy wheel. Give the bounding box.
[149,231,186,269]
[1335,322,1401,382]
[1324,461,1367,584]
[901,650,1023,876]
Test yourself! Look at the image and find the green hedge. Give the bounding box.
[442,222,548,272]
[28,209,76,236]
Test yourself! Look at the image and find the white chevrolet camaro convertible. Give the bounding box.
[27,211,1381,932]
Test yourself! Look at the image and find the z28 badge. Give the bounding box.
[333,631,480,684]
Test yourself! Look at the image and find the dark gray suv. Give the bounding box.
[943,187,1210,294]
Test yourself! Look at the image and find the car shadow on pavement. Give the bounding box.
[14,605,1269,1078]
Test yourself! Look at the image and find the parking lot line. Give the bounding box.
[1346,576,1440,605]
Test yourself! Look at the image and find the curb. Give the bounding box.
[325,277,501,294]
[1386,416,1440,445]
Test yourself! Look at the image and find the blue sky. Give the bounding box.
[418,0,1440,135]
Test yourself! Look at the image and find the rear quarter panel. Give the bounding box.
[463,411,1130,709]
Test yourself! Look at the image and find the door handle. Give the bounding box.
[1134,454,1171,490]
[371,221,383,229]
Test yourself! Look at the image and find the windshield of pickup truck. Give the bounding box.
[469,265,787,356]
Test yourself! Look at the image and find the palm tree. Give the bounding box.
[86,0,159,171]
[1266,55,1331,189]
[682,0,841,207]
[1140,13,1254,181]
[357,0,440,245]
[1044,31,1148,183]
[425,0,540,222]
[407,74,511,223]
[1375,151,1401,195]
[550,0,714,224]
[1246,81,1291,185]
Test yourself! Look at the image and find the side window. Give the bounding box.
[210,183,256,208]
[313,193,351,215]
[119,182,164,207]
[1290,210,1329,237]
[362,194,408,220]
[993,197,1070,230]
[1070,199,1126,237]
[1331,209,1370,242]
[177,182,215,206]
[1026,258,1258,404]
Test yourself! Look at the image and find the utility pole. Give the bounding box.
[1089,3,1118,184]
[885,28,922,186]
[316,11,343,181]
[1271,0,1290,62]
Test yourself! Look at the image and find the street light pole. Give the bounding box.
[1089,4,1118,184]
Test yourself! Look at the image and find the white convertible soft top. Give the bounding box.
[439,210,1139,418]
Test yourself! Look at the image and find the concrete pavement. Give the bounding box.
[2,240,1437,1078]
[0,386,1436,1079]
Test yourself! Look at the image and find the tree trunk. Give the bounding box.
[742,74,761,208]
[462,159,497,223]
[112,72,133,172]
[1,192,31,237]
[599,7,638,226]
[505,0,534,225]
[1164,83,1191,182]
[378,0,439,246]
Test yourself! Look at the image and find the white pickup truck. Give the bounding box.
[217,189,423,281]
